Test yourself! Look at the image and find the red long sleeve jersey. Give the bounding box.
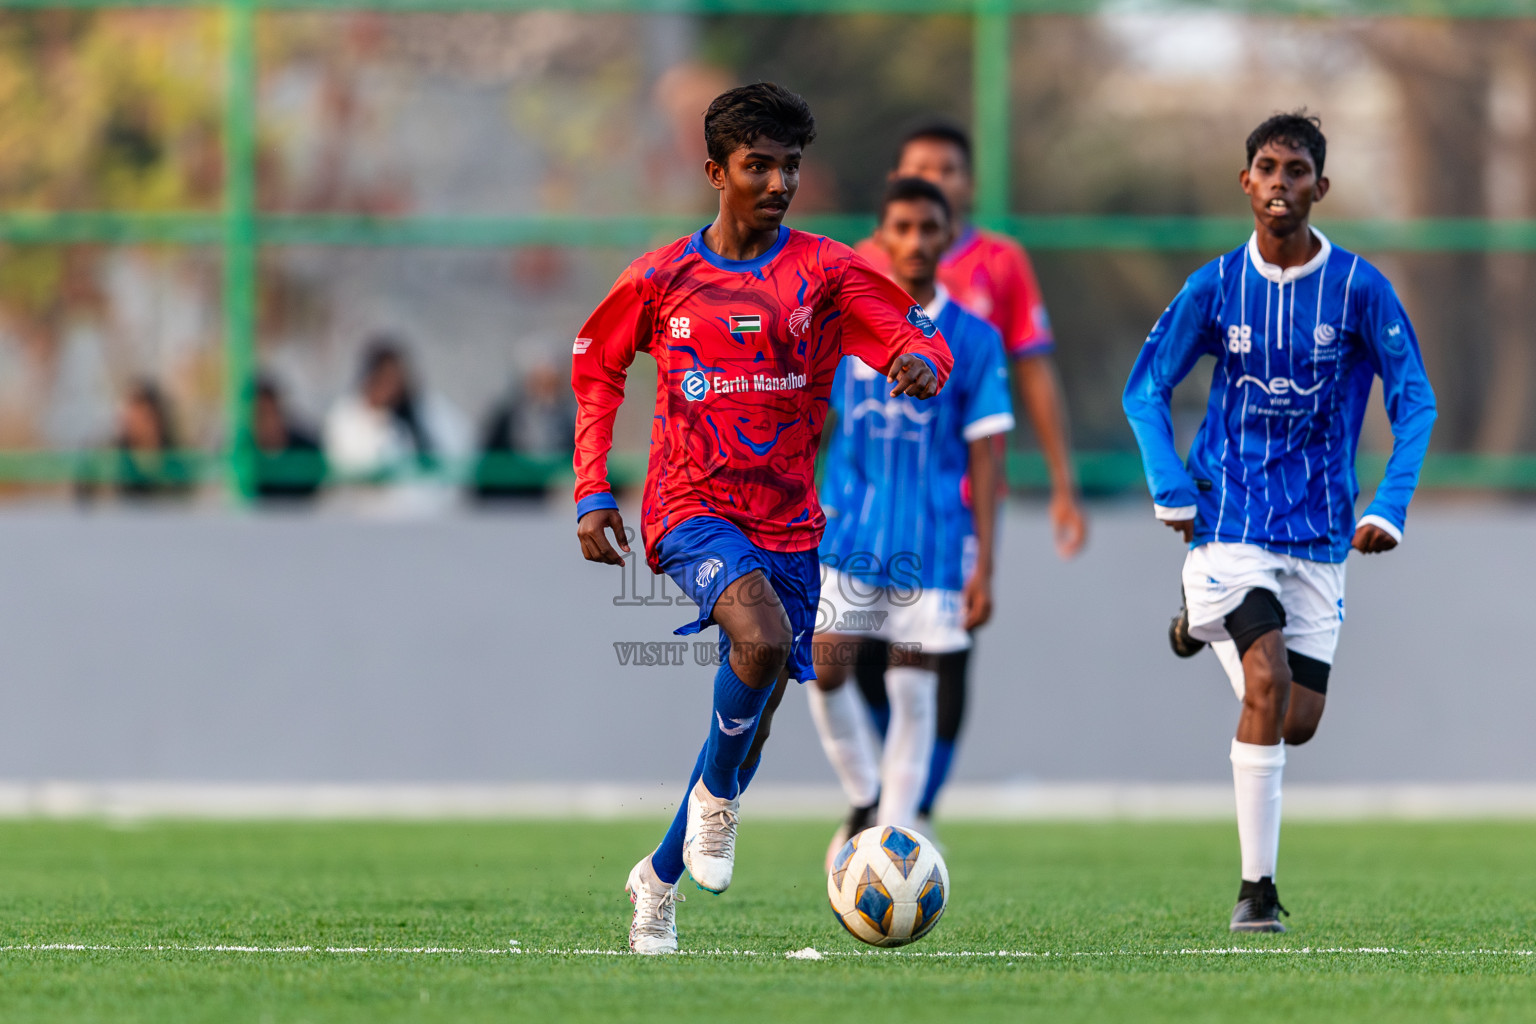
[572,226,953,571]
[856,227,1054,359]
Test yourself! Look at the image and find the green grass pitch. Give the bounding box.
[0,819,1532,1022]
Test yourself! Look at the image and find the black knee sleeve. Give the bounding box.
[1223,588,1286,659]
[853,640,889,711]
[1287,650,1330,695]
[935,648,969,743]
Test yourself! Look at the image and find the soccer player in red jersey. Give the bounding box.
[572,83,952,954]
[857,122,1084,554]
[852,121,1086,835]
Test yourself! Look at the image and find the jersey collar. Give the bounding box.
[925,283,951,322]
[689,224,791,273]
[1247,228,1332,284]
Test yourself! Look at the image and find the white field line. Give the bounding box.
[0,943,1530,959]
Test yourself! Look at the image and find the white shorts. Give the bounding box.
[815,567,970,654]
[1182,542,1346,665]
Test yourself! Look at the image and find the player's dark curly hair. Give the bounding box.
[897,120,972,172]
[1246,111,1326,175]
[704,83,817,166]
[880,176,952,223]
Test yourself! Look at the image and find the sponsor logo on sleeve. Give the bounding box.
[905,304,938,338]
[573,337,593,354]
[1380,318,1408,356]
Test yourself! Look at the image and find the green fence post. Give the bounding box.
[224,0,258,504]
[972,0,1010,229]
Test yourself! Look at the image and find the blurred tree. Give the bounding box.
[701,15,972,213]
[1362,19,1536,453]
[0,10,223,210]
[0,11,225,451]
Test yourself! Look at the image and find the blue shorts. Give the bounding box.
[655,515,821,682]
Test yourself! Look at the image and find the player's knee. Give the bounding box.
[1284,652,1329,745]
[734,618,791,680]
[1241,663,1291,721]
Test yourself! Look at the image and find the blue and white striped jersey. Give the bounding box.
[820,289,1015,591]
[1123,231,1437,564]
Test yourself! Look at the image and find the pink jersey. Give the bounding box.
[856,226,1053,359]
[573,226,953,570]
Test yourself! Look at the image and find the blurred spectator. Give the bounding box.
[323,335,469,515]
[78,379,194,504]
[253,376,325,503]
[472,361,576,503]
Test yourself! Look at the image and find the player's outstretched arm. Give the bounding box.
[1122,275,1219,540]
[1353,280,1437,556]
[962,434,999,630]
[834,250,952,396]
[571,262,649,566]
[578,507,631,566]
[1015,354,1086,559]
[888,353,939,399]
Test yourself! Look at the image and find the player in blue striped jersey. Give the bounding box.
[809,177,1014,858]
[1123,113,1436,932]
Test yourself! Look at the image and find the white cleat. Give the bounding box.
[681,778,739,894]
[625,855,683,955]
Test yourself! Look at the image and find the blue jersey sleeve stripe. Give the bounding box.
[576,492,620,520]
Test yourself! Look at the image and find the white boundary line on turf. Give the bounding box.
[0,944,1530,958]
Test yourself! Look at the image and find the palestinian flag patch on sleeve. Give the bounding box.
[729,314,763,334]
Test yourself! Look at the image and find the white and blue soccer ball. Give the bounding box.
[827,825,949,947]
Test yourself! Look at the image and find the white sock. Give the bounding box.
[1231,738,1285,881]
[876,666,938,828]
[1212,640,1245,701]
[807,682,881,807]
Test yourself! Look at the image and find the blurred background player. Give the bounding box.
[852,120,1086,832]
[1123,112,1436,932]
[323,336,471,516]
[811,176,1013,861]
[76,379,194,504]
[253,375,325,503]
[571,83,950,955]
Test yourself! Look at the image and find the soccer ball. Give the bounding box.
[827,825,949,947]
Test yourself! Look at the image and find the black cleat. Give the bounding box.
[1169,593,1206,658]
[1229,876,1289,933]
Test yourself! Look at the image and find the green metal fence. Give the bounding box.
[3,0,1536,500]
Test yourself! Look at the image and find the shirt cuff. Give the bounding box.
[962,412,1017,442]
[1355,514,1403,543]
[912,353,939,379]
[576,492,619,521]
[1154,504,1196,522]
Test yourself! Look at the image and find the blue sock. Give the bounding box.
[870,702,891,739]
[918,738,957,817]
[702,661,772,800]
[652,746,705,886]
